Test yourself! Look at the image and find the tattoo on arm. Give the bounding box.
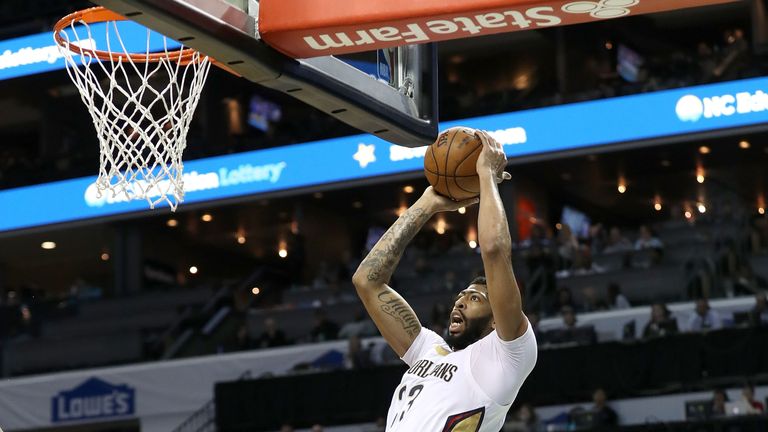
[378,291,421,337]
[359,206,431,284]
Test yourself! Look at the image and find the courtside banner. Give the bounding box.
[259,0,737,58]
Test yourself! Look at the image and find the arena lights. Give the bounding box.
[41,241,56,250]
[739,140,751,149]
[201,213,213,222]
[697,203,707,214]
[699,146,711,154]
[100,252,110,261]
[760,207,766,215]
[467,226,477,249]
[435,216,447,235]
[696,165,706,184]
[458,207,466,214]
[684,211,693,219]
[403,185,414,194]
[654,203,663,211]
[278,240,288,258]
[617,176,627,194]
[189,266,198,274]
[251,287,261,295]
[237,235,246,244]
[278,249,288,258]
[166,218,178,227]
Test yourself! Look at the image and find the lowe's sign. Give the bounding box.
[51,377,135,422]
[2,76,768,233]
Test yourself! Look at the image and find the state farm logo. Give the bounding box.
[562,0,640,19]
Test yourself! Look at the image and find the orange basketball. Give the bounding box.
[424,127,482,201]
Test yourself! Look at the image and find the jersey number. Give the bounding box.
[390,384,424,427]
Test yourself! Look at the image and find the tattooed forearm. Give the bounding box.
[378,291,421,337]
[359,206,431,284]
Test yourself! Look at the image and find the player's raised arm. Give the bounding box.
[474,130,527,341]
[352,187,477,356]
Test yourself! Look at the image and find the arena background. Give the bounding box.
[0,0,768,431]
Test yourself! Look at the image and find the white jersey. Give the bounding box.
[386,323,537,432]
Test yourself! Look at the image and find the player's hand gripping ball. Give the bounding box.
[424,127,482,201]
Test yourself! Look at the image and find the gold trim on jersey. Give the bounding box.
[435,345,451,356]
[441,407,485,432]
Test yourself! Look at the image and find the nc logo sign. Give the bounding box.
[676,95,704,122]
[676,90,768,122]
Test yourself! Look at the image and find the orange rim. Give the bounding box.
[54,6,203,65]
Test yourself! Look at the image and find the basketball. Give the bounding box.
[424,127,483,201]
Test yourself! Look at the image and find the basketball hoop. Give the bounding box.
[53,6,215,210]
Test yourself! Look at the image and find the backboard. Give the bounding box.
[92,0,438,148]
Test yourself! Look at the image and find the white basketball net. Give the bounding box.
[55,19,212,210]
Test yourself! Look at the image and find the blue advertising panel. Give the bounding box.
[0,22,180,81]
[2,76,768,232]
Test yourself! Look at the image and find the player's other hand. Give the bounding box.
[475,130,511,183]
[419,186,479,213]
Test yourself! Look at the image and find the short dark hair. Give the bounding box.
[469,276,487,286]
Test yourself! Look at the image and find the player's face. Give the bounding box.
[446,284,494,350]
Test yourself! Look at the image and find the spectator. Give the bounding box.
[545,306,597,345]
[635,225,664,264]
[223,323,253,352]
[338,309,377,339]
[741,381,765,413]
[635,225,662,248]
[711,388,728,418]
[591,388,618,427]
[561,305,578,330]
[603,227,633,254]
[310,309,340,342]
[581,286,606,312]
[687,298,723,332]
[504,403,544,432]
[345,335,373,369]
[607,283,631,310]
[748,292,768,327]
[556,224,580,271]
[551,287,577,315]
[526,310,542,339]
[643,303,679,338]
[257,318,289,348]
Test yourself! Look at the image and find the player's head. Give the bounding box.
[446,276,494,350]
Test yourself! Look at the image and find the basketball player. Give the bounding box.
[352,130,537,431]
